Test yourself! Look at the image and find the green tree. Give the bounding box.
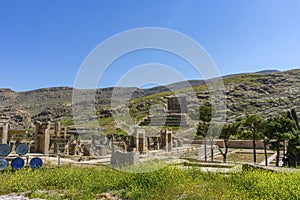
[240,115,265,164]
[266,115,296,166]
[289,109,299,129]
[284,109,300,167]
[197,105,213,162]
[219,122,239,163]
[207,122,223,162]
[262,122,271,166]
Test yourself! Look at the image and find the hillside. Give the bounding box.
[0,69,299,130]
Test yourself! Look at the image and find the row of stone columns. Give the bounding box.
[127,128,174,153]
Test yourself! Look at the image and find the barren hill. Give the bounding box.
[0,69,299,129]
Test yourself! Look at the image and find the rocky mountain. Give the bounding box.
[0,69,299,129]
[0,106,34,129]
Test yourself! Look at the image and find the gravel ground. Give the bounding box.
[0,195,44,200]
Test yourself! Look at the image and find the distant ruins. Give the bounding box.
[0,116,81,156]
[140,96,188,127]
[0,96,188,158]
[85,127,184,157]
[0,116,183,157]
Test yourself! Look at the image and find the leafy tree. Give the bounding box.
[219,122,239,163]
[262,123,271,166]
[266,115,296,166]
[288,109,299,129]
[197,105,213,162]
[239,115,265,164]
[207,122,223,162]
[284,132,300,167]
[284,109,300,167]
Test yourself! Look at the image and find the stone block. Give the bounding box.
[110,150,139,167]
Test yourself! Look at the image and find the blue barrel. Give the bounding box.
[29,157,43,169]
[0,158,8,171]
[0,144,11,156]
[15,143,29,155]
[11,157,25,170]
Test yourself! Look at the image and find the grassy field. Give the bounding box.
[1,164,300,200]
[215,152,274,164]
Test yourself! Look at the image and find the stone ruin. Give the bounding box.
[34,120,80,155]
[0,95,189,157]
[110,150,139,167]
[0,116,35,153]
[0,116,9,145]
[0,116,81,156]
[167,96,188,113]
[139,96,188,127]
[1,115,183,158]
[88,127,184,156]
[108,128,184,167]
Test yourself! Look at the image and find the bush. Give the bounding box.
[1,165,300,199]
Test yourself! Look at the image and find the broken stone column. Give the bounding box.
[131,128,139,152]
[177,139,183,147]
[54,121,61,137]
[0,116,9,144]
[153,137,159,150]
[34,121,50,154]
[92,135,96,147]
[147,137,152,150]
[63,127,67,139]
[173,138,178,148]
[44,122,51,155]
[160,130,168,151]
[167,129,172,151]
[65,142,69,155]
[137,129,146,153]
[160,128,173,152]
[128,135,137,152]
[98,145,108,156]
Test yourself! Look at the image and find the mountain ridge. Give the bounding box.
[1,68,299,130]
[2,69,280,93]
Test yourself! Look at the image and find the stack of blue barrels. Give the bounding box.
[0,144,43,171]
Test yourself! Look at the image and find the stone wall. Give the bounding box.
[184,139,265,149]
[167,96,188,113]
[110,150,139,167]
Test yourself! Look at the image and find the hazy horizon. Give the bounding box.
[1,67,296,92]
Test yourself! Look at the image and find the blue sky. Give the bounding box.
[0,0,300,91]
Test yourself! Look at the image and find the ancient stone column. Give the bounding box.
[137,129,146,153]
[34,121,50,155]
[147,137,151,150]
[154,137,160,150]
[44,122,51,155]
[0,116,9,144]
[167,129,172,151]
[92,135,96,147]
[160,130,168,151]
[55,121,61,137]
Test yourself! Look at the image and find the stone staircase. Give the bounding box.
[139,114,188,127]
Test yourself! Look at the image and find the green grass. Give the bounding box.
[1,164,300,199]
[116,128,128,136]
[60,117,74,126]
[215,152,274,164]
[98,117,116,134]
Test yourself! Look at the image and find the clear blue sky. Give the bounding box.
[1,0,300,91]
